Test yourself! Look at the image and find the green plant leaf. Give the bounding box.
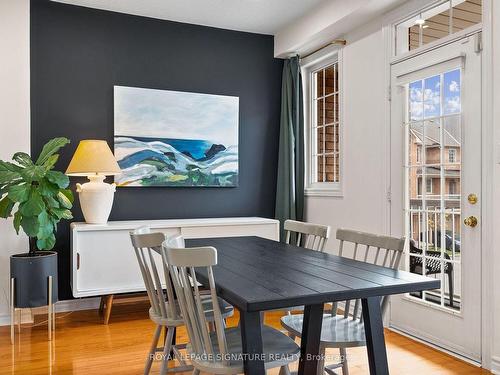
[20,165,46,182]
[51,208,73,220]
[37,211,54,240]
[0,183,14,197]
[57,190,73,208]
[0,160,22,184]
[7,184,30,203]
[0,170,22,184]
[12,152,34,167]
[42,154,59,170]
[20,189,45,216]
[44,195,60,208]
[0,196,15,218]
[1,138,73,241]
[20,215,39,237]
[37,233,56,250]
[38,179,59,196]
[13,211,22,234]
[35,137,70,166]
[46,170,69,188]
[0,160,23,173]
[60,188,74,203]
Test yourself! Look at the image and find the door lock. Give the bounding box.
[464,216,478,228]
[467,193,478,204]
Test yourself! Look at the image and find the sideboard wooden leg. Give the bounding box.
[102,295,114,324]
[98,296,105,316]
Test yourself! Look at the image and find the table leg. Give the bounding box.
[361,297,389,375]
[298,303,324,375]
[240,310,265,375]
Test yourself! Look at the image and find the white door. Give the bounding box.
[389,35,482,361]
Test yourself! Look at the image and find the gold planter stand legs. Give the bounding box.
[10,276,56,344]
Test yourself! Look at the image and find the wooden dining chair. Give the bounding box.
[281,220,331,328]
[164,234,300,375]
[129,227,234,375]
[281,228,405,375]
[284,219,330,251]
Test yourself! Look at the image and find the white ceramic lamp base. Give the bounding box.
[76,175,116,224]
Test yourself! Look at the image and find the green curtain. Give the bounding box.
[275,56,304,241]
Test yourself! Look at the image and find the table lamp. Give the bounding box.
[66,140,121,224]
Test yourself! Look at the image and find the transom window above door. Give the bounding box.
[394,0,482,56]
[304,52,342,196]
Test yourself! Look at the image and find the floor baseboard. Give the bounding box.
[387,326,482,367]
[0,297,100,326]
[491,356,500,374]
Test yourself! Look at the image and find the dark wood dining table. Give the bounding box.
[186,236,440,375]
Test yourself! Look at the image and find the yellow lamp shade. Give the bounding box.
[66,140,121,176]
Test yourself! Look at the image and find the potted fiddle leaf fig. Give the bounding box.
[0,137,74,308]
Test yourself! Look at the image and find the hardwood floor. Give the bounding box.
[0,300,489,374]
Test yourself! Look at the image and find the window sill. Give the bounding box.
[305,188,343,197]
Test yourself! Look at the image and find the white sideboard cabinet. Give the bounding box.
[70,217,279,298]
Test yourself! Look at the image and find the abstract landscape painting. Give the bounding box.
[114,86,239,187]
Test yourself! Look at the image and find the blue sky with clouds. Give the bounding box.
[409,68,461,120]
[114,86,239,147]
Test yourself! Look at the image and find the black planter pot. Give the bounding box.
[10,251,58,308]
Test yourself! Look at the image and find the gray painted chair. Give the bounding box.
[129,227,234,375]
[284,219,331,252]
[280,228,405,375]
[281,219,331,332]
[164,234,300,375]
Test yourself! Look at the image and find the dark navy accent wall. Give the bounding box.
[30,0,283,299]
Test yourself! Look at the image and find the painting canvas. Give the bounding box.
[114,86,239,187]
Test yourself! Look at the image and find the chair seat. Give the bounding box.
[188,325,300,374]
[150,295,234,326]
[281,313,366,348]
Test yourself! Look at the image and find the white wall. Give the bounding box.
[301,2,500,372]
[304,20,389,254]
[274,0,367,57]
[0,0,31,323]
[274,0,406,58]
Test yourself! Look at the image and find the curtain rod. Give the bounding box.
[299,39,346,59]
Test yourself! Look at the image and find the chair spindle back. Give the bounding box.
[164,235,229,365]
[129,227,179,321]
[284,220,330,252]
[333,228,405,321]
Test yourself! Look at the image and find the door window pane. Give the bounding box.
[405,68,462,311]
[409,80,423,121]
[444,69,461,114]
[424,75,441,118]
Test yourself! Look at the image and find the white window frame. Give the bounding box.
[449,148,457,163]
[416,177,434,196]
[388,0,482,63]
[426,177,433,194]
[449,179,457,195]
[302,48,344,197]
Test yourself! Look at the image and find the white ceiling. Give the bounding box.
[51,0,329,35]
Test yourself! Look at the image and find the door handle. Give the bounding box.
[464,216,478,228]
